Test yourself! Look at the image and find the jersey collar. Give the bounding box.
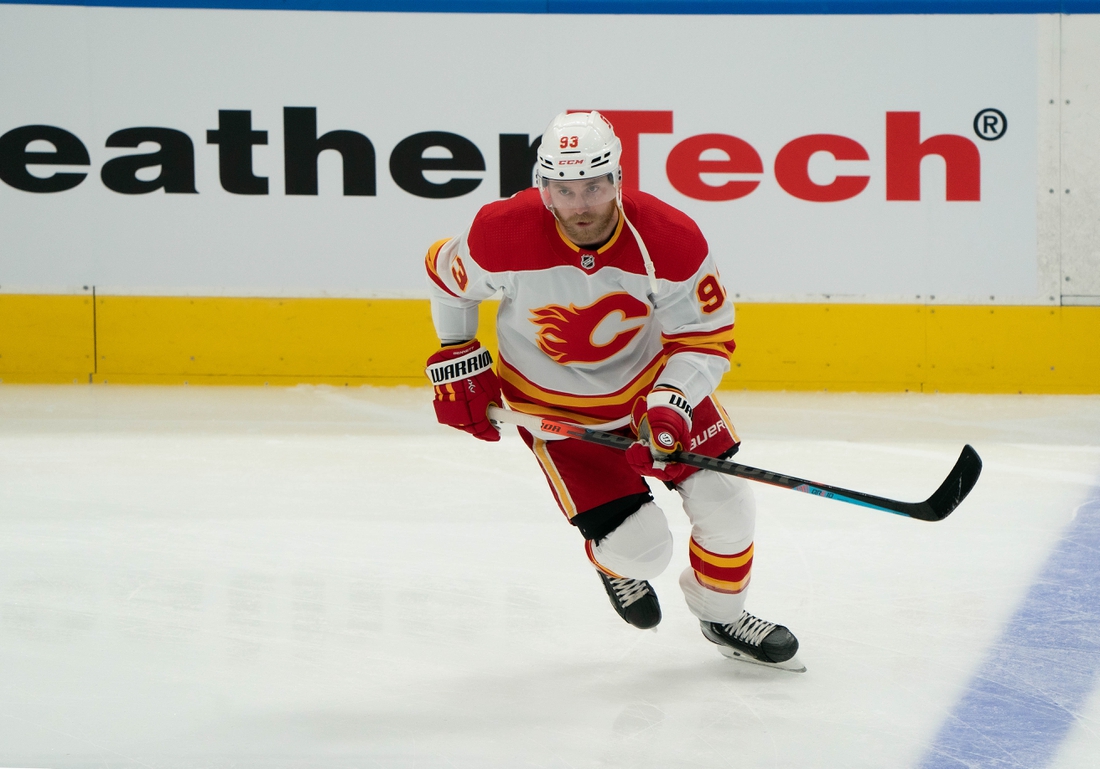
[554,209,625,256]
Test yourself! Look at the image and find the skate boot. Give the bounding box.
[597,571,662,629]
[701,611,803,671]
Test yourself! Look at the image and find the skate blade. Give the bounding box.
[716,645,806,673]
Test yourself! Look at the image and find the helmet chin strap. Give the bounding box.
[617,188,660,297]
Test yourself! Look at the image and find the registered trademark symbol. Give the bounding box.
[973,108,1007,141]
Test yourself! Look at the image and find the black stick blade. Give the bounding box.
[906,444,983,522]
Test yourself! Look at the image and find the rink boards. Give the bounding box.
[2,6,1099,391]
[4,295,1100,392]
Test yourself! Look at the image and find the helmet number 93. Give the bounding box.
[559,135,580,149]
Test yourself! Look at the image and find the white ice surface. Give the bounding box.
[2,386,1099,768]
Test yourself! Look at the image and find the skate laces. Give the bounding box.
[609,577,651,608]
[723,612,776,646]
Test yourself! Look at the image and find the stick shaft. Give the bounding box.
[486,406,981,522]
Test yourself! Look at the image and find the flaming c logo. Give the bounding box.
[530,293,650,364]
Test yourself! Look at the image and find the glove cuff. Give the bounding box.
[426,341,494,385]
[646,386,694,432]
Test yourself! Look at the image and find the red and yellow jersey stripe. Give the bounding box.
[661,324,737,359]
[425,238,459,298]
[498,350,669,423]
[689,538,753,594]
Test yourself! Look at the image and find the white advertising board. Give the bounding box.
[0,6,1038,302]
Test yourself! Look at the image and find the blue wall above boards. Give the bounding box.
[4,0,1100,15]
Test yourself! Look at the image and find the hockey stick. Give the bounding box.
[487,406,982,522]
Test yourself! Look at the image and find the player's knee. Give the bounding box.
[590,501,673,580]
[572,491,653,542]
[680,472,756,550]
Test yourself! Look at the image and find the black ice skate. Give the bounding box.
[701,611,804,672]
[597,571,661,629]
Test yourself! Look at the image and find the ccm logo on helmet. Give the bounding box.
[558,159,585,165]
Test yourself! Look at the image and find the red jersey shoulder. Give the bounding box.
[466,189,560,272]
[622,190,709,282]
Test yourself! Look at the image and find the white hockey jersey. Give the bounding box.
[426,188,735,424]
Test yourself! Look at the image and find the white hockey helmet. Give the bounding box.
[535,111,622,208]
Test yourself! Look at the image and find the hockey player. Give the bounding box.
[423,111,799,669]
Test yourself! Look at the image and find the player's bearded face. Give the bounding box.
[545,177,619,247]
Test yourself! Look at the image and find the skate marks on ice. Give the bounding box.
[4,387,1100,768]
[918,479,1100,769]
